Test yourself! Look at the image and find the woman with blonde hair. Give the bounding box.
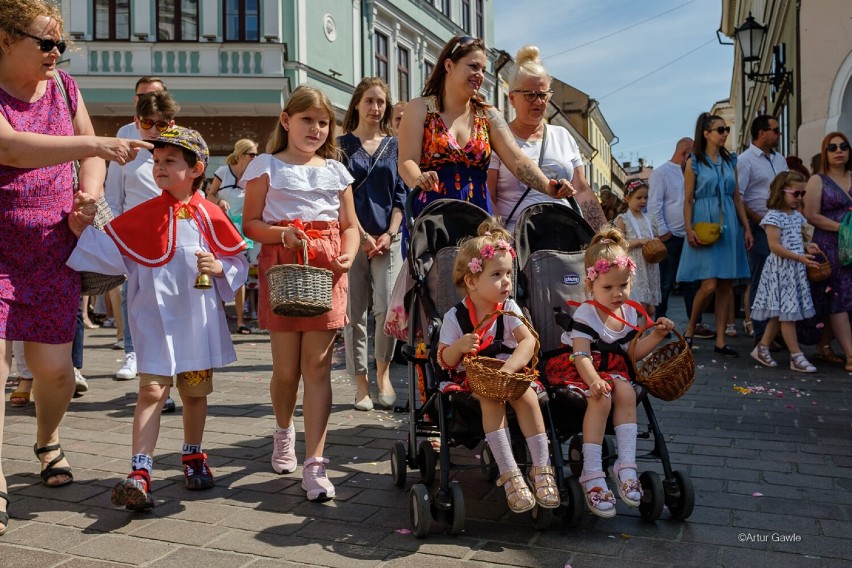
[207,138,259,333]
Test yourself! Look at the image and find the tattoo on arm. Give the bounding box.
[515,163,546,193]
[580,200,608,231]
[487,108,510,134]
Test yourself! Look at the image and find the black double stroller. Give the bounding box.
[391,196,694,538]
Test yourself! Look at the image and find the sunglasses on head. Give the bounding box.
[449,35,476,57]
[762,127,782,134]
[827,141,851,153]
[783,189,806,198]
[512,90,553,103]
[138,118,171,132]
[16,29,66,54]
[709,126,731,135]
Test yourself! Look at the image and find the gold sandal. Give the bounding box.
[528,465,560,509]
[10,378,33,408]
[496,469,535,514]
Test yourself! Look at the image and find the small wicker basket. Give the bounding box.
[465,309,540,401]
[629,327,695,401]
[80,195,127,296]
[806,254,831,283]
[266,240,333,318]
[642,238,668,264]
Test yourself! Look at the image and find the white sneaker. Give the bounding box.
[74,368,89,394]
[116,352,137,380]
[112,339,125,350]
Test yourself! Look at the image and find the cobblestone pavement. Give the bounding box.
[2,303,851,567]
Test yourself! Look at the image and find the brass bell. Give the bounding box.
[194,273,212,289]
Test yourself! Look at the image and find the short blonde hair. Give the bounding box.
[453,218,514,290]
[508,45,551,90]
[0,0,63,55]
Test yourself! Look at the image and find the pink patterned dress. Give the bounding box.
[0,70,80,343]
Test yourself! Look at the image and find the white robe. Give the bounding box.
[68,219,249,376]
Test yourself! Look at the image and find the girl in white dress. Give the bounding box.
[615,180,661,318]
[750,171,824,372]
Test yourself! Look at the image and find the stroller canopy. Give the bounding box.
[514,202,595,266]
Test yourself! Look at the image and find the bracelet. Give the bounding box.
[360,232,369,245]
[437,345,457,371]
[569,351,591,363]
[386,230,398,241]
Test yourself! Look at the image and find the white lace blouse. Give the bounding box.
[241,153,354,223]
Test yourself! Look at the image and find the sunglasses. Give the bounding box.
[783,189,806,198]
[762,127,782,134]
[16,29,66,54]
[512,90,553,103]
[709,126,731,135]
[827,141,851,152]
[138,118,171,131]
[245,152,258,157]
[449,35,476,57]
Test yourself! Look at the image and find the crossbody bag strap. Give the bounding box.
[504,125,548,227]
[53,74,79,190]
[350,136,390,194]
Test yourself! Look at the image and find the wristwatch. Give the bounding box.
[386,230,399,241]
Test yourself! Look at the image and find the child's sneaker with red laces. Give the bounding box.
[182,453,215,490]
[111,469,155,511]
[301,457,335,502]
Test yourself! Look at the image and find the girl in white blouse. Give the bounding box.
[242,86,359,502]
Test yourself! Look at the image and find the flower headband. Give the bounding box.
[586,256,636,281]
[468,240,516,274]
[624,179,648,196]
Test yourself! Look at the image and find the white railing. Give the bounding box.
[66,42,285,77]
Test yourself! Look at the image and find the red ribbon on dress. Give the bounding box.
[566,299,654,332]
[292,219,323,263]
[464,296,503,351]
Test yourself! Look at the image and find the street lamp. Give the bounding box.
[734,12,793,94]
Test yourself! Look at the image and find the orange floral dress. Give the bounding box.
[414,96,492,216]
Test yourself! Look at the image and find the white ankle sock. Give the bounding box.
[485,428,517,477]
[614,423,638,482]
[526,433,550,467]
[276,423,294,434]
[581,443,608,491]
[131,453,153,474]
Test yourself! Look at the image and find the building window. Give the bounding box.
[475,0,484,38]
[224,0,260,42]
[375,32,389,82]
[424,60,434,84]
[397,46,410,103]
[157,0,199,41]
[440,0,450,17]
[94,0,130,40]
[461,0,471,33]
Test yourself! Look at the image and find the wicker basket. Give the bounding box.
[266,240,333,317]
[465,309,540,401]
[806,255,831,283]
[629,327,695,401]
[642,238,668,264]
[80,195,127,296]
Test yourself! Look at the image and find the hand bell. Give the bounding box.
[194,272,212,289]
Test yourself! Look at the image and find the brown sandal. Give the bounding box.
[9,378,33,408]
[528,465,560,509]
[816,344,843,365]
[496,469,535,514]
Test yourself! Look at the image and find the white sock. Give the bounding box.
[182,443,202,456]
[581,443,608,490]
[485,428,517,477]
[614,423,638,482]
[131,453,153,474]
[526,433,550,468]
[276,423,294,434]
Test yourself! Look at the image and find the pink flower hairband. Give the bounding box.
[586,256,636,281]
[468,240,516,274]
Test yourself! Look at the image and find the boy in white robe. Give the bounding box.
[67,127,248,510]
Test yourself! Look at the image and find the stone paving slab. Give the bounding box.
[2,302,851,566]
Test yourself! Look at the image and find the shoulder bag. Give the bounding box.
[692,159,724,246]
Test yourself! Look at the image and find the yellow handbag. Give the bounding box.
[693,222,722,245]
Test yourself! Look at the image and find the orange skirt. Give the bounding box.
[258,220,347,332]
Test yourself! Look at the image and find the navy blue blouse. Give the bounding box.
[337,133,407,235]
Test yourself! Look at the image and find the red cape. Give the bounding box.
[105,191,247,267]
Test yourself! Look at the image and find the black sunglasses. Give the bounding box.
[512,90,553,103]
[709,126,731,135]
[762,127,782,134]
[138,118,171,132]
[16,29,66,54]
[245,152,258,157]
[449,35,476,57]
[827,141,851,153]
[783,189,806,198]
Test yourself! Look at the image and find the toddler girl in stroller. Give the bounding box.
[546,228,674,518]
[437,219,559,514]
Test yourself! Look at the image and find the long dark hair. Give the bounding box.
[422,35,488,113]
[342,77,394,135]
[692,112,732,167]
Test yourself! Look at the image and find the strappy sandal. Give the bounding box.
[33,443,74,488]
[496,469,535,514]
[816,344,843,364]
[528,465,560,509]
[579,471,616,518]
[10,378,33,408]
[609,461,643,507]
[0,491,9,536]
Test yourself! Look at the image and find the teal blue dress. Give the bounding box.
[676,152,750,282]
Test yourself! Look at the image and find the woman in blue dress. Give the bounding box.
[677,112,753,356]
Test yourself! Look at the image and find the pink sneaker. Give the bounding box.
[301,457,335,501]
[271,427,297,474]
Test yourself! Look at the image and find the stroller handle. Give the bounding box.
[404,186,424,233]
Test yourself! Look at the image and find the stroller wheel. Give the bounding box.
[530,504,553,531]
[480,443,499,482]
[448,481,465,535]
[561,476,585,527]
[418,440,437,485]
[409,483,433,538]
[638,471,665,522]
[667,470,695,521]
[391,441,407,488]
[567,434,583,477]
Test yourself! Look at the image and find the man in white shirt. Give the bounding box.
[737,115,787,344]
[648,138,710,333]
